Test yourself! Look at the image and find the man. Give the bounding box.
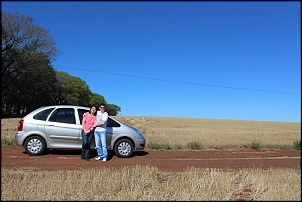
[93,104,108,162]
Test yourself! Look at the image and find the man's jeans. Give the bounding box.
[81,130,94,157]
[94,130,108,158]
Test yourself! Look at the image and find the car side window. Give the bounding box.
[48,108,76,124]
[33,108,55,121]
[77,109,89,124]
[107,117,121,127]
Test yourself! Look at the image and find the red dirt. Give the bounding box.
[1,147,300,172]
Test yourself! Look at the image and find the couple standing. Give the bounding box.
[81,104,108,162]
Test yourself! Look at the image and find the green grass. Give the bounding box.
[1,139,17,147]
[148,142,183,150]
[293,140,301,150]
[251,141,262,150]
[186,141,205,150]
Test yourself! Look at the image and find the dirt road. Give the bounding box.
[1,147,300,172]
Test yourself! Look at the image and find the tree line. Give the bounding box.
[1,11,121,117]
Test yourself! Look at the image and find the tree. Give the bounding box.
[2,11,60,116]
[55,71,92,106]
[106,104,121,116]
[10,53,59,115]
[89,93,106,107]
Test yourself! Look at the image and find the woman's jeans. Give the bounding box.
[94,130,108,158]
[81,130,94,157]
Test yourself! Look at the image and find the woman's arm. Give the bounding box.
[82,115,89,133]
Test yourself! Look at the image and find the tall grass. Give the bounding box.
[1,118,18,147]
[114,116,301,150]
[1,166,300,201]
[1,117,301,149]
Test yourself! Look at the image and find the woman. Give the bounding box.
[81,106,97,160]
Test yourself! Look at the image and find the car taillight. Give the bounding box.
[17,120,24,131]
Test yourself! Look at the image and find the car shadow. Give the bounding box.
[27,149,149,159]
[44,149,82,155]
[132,151,149,157]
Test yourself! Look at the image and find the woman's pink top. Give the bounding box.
[83,113,96,131]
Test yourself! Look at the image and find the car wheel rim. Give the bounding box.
[117,142,131,156]
[27,139,42,154]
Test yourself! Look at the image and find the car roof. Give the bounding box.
[39,105,90,109]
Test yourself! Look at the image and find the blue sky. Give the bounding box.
[2,1,301,122]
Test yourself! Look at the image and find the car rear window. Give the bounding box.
[33,108,55,121]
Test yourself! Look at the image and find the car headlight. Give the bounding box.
[135,128,142,136]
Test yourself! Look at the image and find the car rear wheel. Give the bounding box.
[114,139,134,158]
[24,136,46,156]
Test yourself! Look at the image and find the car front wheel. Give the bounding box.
[24,136,46,156]
[114,139,134,158]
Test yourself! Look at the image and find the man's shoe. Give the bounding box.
[102,158,107,162]
[81,155,85,160]
[84,156,90,161]
[95,157,102,161]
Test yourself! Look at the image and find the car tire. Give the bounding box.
[114,139,134,158]
[24,136,46,156]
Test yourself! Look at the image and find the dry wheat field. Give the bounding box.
[114,116,301,149]
[1,117,301,201]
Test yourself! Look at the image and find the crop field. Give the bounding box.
[1,117,301,201]
[114,116,301,150]
[2,116,300,149]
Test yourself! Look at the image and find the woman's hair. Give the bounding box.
[89,106,97,116]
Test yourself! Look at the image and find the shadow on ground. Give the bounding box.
[22,149,149,159]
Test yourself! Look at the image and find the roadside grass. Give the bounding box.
[1,118,18,147]
[277,140,301,150]
[251,141,262,150]
[1,166,301,201]
[1,139,16,147]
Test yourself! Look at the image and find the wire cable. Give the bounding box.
[55,65,300,95]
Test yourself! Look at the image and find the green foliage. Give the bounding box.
[2,12,60,116]
[1,139,17,147]
[174,144,182,150]
[106,104,121,116]
[186,141,204,150]
[265,141,300,151]
[278,144,295,150]
[251,141,262,150]
[147,142,182,150]
[148,142,162,150]
[293,140,301,150]
[56,71,92,106]
[162,143,173,150]
[89,93,106,108]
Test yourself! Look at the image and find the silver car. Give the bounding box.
[15,105,146,158]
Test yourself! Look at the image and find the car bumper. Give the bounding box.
[15,131,26,146]
[135,138,146,150]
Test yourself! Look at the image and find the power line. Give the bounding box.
[55,66,300,95]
